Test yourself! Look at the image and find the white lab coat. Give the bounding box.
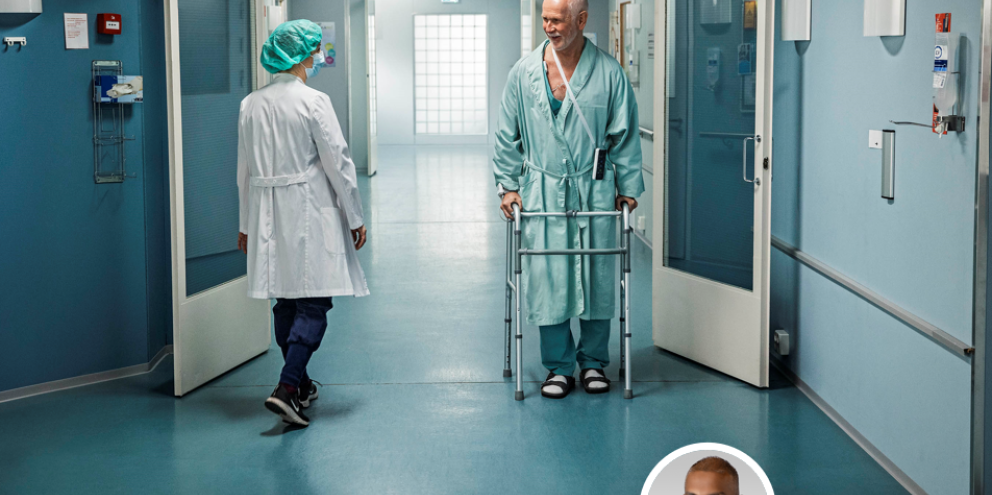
[237,73,369,299]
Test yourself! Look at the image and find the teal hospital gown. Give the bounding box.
[493,39,645,326]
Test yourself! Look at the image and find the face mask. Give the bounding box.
[305,52,325,79]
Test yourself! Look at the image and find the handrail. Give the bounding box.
[771,236,973,360]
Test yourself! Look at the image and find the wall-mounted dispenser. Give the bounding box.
[706,47,720,91]
[864,0,905,37]
[932,13,964,135]
[0,0,41,13]
[781,0,811,41]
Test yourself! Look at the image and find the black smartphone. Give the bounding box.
[593,148,607,180]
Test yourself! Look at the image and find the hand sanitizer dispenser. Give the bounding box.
[932,13,964,135]
[706,47,721,91]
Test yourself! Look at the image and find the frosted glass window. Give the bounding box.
[414,14,487,135]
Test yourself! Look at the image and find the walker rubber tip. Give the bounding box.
[515,391,525,401]
[624,389,633,400]
[503,369,512,378]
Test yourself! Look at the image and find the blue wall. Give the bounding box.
[0,1,171,392]
[770,0,979,492]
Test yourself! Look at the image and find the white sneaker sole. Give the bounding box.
[265,397,309,426]
[300,389,319,409]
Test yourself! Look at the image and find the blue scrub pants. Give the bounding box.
[273,297,333,387]
[539,319,610,377]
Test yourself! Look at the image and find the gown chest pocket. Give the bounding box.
[320,207,348,255]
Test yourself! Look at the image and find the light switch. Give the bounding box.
[869,129,883,149]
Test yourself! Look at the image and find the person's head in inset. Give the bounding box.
[684,456,740,495]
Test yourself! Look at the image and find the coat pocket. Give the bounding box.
[519,168,545,213]
[320,207,347,255]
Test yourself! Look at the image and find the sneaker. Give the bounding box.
[265,384,310,426]
[299,380,320,408]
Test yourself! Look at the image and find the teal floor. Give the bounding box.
[0,146,907,494]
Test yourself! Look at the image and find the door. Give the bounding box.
[165,0,272,396]
[366,0,379,176]
[652,0,774,387]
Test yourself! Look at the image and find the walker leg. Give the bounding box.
[618,214,627,383]
[623,206,633,399]
[619,279,626,382]
[514,207,524,401]
[504,221,513,378]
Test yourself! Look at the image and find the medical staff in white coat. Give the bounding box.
[237,20,369,427]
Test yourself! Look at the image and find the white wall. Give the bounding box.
[376,0,520,145]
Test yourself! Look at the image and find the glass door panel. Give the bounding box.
[664,0,757,291]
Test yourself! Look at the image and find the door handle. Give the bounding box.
[742,135,761,186]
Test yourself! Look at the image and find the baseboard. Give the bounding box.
[0,345,174,404]
[770,357,927,495]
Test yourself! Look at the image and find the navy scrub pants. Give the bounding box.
[272,297,334,387]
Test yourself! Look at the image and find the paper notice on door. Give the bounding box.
[64,13,89,50]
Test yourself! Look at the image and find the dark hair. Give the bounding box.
[688,456,740,486]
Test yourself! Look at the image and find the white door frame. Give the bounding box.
[164,0,272,397]
[651,0,774,388]
[366,0,379,176]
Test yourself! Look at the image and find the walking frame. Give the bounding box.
[502,203,634,400]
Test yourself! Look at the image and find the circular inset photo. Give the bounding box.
[641,443,774,495]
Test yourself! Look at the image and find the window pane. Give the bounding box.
[414,14,488,135]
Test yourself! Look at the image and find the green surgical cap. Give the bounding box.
[260,19,322,74]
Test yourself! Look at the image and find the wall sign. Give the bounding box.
[319,22,337,67]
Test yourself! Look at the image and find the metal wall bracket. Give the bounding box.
[3,37,26,47]
[937,114,966,133]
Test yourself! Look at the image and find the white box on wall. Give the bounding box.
[0,0,42,13]
[781,0,811,41]
[864,0,905,37]
[699,0,731,25]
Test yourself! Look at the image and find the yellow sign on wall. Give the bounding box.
[744,1,757,29]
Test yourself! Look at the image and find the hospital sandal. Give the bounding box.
[580,368,611,394]
[541,373,575,399]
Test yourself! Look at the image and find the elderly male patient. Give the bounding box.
[493,0,643,398]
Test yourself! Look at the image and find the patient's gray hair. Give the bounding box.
[570,0,589,18]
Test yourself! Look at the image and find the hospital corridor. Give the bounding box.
[1,0,991,494]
